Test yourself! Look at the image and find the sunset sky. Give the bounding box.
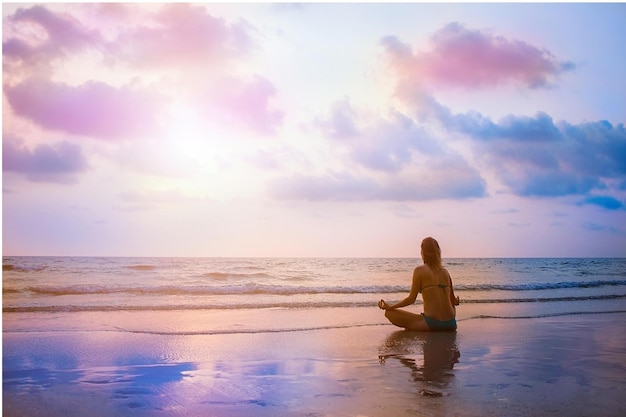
[3,2,625,258]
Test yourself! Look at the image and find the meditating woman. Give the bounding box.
[378,237,459,331]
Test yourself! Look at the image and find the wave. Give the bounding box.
[3,264,47,272]
[3,301,379,313]
[22,283,407,296]
[5,311,625,337]
[463,294,626,303]
[460,309,626,321]
[201,272,274,280]
[455,280,626,291]
[4,294,625,314]
[18,279,626,297]
[125,265,156,271]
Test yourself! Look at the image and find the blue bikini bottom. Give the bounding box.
[422,314,457,331]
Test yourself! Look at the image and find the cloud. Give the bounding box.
[467,117,626,197]
[315,100,444,173]
[580,196,624,210]
[405,90,626,199]
[559,120,626,178]
[2,5,101,73]
[274,99,487,202]
[582,222,622,234]
[269,154,486,202]
[511,172,602,197]
[3,4,280,140]
[4,78,165,140]
[3,136,88,184]
[207,75,284,135]
[268,171,376,202]
[315,100,360,140]
[447,111,563,142]
[3,4,255,73]
[382,22,574,90]
[106,3,254,69]
[247,146,312,172]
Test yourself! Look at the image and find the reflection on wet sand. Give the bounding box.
[379,331,460,397]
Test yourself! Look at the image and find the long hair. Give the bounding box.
[421,237,442,270]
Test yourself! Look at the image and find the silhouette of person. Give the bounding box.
[379,237,459,331]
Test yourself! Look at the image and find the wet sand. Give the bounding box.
[3,309,626,416]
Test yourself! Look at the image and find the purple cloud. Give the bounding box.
[447,111,563,142]
[441,108,626,198]
[582,222,621,234]
[269,172,377,202]
[283,99,487,202]
[4,78,165,139]
[268,162,486,202]
[559,120,626,178]
[511,172,602,197]
[3,136,88,184]
[315,100,444,173]
[2,5,102,76]
[315,100,359,140]
[399,86,626,199]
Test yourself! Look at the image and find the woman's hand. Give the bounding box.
[378,299,388,310]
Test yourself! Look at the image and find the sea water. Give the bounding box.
[3,257,626,334]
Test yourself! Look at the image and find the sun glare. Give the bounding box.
[165,102,213,158]
[161,101,266,201]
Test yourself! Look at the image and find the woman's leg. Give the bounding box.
[385,309,430,331]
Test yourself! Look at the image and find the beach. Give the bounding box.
[4,307,626,417]
[3,257,626,416]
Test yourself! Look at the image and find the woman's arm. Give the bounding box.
[449,273,460,306]
[379,267,420,310]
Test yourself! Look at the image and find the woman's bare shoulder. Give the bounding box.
[413,264,432,278]
[413,264,428,273]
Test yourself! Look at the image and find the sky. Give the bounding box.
[2,2,626,258]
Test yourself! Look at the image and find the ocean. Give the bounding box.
[3,257,626,335]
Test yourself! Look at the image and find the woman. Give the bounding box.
[378,237,459,331]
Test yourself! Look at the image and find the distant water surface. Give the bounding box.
[3,257,626,332]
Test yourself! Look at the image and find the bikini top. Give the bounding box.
[421,282,449,292]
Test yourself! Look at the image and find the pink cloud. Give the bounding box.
[107,3,254,69]
[382,22,574,89]
[3,4,255,74]
[202,75,284,135]
[4,78,165,140]
[3,4,279,138]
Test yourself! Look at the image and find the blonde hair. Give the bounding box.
[421,237,442,269]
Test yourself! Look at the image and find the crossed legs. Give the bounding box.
[384,309,430,331]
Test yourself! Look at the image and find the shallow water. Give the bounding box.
[3,257,625,333]
[3,313,626,417]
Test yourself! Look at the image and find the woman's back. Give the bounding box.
[416,265,456,321]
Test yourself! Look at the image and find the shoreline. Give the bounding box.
[4,309,626,416]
